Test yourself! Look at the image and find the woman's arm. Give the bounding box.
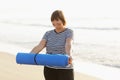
[30,39,46,54]
[65,38,72,56]
[65,38,73,64]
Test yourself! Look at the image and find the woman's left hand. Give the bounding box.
[68,56,73,64]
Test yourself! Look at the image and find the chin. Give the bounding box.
[55,26,61,29]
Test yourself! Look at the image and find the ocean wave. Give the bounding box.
[73,27,120,30]
[1,21,120,30]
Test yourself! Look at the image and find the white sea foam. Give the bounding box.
[0,21,120,67]
[0,20,120,79]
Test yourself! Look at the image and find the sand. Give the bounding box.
[0,52,101,80]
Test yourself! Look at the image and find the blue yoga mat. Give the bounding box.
[16,52,69,67]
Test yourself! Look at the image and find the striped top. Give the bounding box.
[42,28,73,69]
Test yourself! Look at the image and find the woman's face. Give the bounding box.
[52,19,64,29]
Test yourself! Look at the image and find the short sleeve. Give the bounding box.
[66,29,73,39]
[42,31,49,40]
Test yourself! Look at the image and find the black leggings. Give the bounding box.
[44,66,74,80]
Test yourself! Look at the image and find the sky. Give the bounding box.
[0,0,120,19]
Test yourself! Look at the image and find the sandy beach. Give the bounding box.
[0,52,101,80]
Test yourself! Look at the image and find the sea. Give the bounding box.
[0,18,120,69]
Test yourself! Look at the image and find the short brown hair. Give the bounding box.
[51,10,66,26]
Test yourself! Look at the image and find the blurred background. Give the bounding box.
[0,0,120,68]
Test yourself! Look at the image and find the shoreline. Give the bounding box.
[1,41,120,80]
[0,52,101,80]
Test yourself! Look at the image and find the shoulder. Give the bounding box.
[45,29,54,35]
[65,28,74,39]
[66,28,73,33]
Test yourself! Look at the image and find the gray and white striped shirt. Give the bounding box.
[42,28,73,69]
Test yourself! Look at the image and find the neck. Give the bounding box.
[55,26,66,33]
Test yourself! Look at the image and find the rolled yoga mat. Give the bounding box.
[16,52,69,67]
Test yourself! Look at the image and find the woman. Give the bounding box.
[30,10,74,80]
